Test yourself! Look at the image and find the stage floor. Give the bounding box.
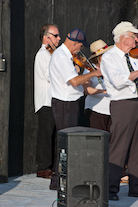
[0,174,137,207]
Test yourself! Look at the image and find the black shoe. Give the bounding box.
[49,178,58,190]
[109,191,119,200]
[128,193,138,197]
[49,185,57,190]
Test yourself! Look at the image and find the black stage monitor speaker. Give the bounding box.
[57,126,109,207]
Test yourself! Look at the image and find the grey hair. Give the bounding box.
[39,24,58,42]
[113,31,130,43]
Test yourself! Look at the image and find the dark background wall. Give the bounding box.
[0,0,10,182]
[0,0,138,179]
[9,0,25,177]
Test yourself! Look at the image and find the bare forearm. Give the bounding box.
[83,85,106,95]
[129,70,138,81]
[69,70,102,86]
[86,87,106,95]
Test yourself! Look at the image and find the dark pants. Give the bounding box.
[109,99,138,194]
[85,109,111,133]
[52,98,80,131]
[50,98,80,188]
[36,106,56,172]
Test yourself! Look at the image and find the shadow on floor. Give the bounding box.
[0,176,20,195]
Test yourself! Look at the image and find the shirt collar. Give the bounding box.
[62,43,72,59]
[114,44,126,59]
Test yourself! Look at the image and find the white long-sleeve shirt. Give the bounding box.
[101,45,138,101]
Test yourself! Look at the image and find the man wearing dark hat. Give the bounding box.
[101,21,138,200]
[49,28,101,190]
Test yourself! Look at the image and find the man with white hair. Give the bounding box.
[101,21,138,200]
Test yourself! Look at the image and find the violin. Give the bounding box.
[129,48,138,59]
[129,41,138,58]
[46,44,55,54]
[72,52,96,72]
[72,52,103,84]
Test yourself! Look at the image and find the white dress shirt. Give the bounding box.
[34,44,52,112]
[101,45,138,101]
[49,43,84,101]
[83,69,110,115]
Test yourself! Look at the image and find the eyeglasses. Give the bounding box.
[126,34,137,39]
[47,32,60,38]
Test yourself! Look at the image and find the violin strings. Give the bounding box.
[79,50,96,71]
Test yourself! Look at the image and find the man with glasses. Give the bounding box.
[49,28,102,190]
[34,24,61,179]
[101,21,138,200]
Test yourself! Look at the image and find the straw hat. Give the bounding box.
[88,39,113,60]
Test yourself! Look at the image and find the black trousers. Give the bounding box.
[50,98,80,188]
[109,99,138,194]
[85,109,111,133]
[36,106,56,172]
[52,98,80,131]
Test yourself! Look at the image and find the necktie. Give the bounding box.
[125,53,138,88]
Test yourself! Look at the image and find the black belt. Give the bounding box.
[126,98,138,101]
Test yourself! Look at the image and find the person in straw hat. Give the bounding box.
[83,39,113,132]
[100,21,138,200]
[85,39,129,184]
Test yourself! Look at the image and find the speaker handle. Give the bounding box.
[84,181,99,201]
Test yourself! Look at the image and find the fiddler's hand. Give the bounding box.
[95,65,100,71]
[93,69,102,77]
